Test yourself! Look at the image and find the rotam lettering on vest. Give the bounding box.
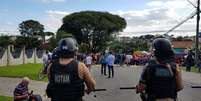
[54,74,70,84]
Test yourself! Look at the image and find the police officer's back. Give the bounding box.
[46,38,96,101]
[136,38,183,101]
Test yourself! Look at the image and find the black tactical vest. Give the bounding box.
[49,59,84,100]
[146,63,177,100]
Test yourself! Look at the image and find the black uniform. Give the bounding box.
[140,61,177,101]
[47,59,84,101]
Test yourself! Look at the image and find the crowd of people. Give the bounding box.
[13,37,185,101]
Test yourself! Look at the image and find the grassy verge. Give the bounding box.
[0,63,47,81]
[182,66,200,73]
[0,95,13,101]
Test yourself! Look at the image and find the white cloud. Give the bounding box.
[47,10,70,15]
[41,0,197,36]
[115,0,198,36]
[146,1,163,7]
[41,10,70,32]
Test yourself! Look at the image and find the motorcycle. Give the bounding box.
[28,90,43,101]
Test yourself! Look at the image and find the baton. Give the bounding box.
[191,85,201,88]
[85,89,107,92]
[120,87,136,89]
[93,89,107,91]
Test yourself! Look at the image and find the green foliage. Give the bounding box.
[44,32,54,36]
[49,36,57,50]
[139,35,155,40]
[109,40,124,53]
[18,20,46,48]
[59,11,127,52]
[0,35,13,47]
[109,37,149,53]
[182,66,200,73]
[19,20,44,37]
[79,43,89,53]
[56,30,73,41]
[0,63,46,81]
[0,96,13,101]
[41,32,55,44]
[14,36,41,48]
[172,36,192,41]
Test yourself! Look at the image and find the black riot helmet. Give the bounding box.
[153,38,175,62]
[57,37,78,58]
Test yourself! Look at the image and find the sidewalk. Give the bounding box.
[0,77,47,97]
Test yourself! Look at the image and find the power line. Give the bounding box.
[163,0,198,35]
[187,0,197,8]
[164,10,197,35]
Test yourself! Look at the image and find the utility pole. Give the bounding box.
[195,0,200,65]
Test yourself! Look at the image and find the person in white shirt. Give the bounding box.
[42,51,50,73]
[126,54,133,66]
[85,54,93,71]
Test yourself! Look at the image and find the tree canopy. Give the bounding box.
[58,11,127,52]
[0,35,12,47]
[14,36,41,48]
[18,20,57,49]
[109,37,150,53]
[56,30,72,41]
[19,20,44,37]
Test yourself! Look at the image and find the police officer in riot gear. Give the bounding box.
[136,38,183,101]
[46,37,96,101]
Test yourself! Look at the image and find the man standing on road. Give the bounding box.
[42,51,51,73]
[106,52,115,78]
[100,52,107,75]
[136,38,183,101]
[46,38,96,101]
[185,50,194,72]
[85,53,93,72]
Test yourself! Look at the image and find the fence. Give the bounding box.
[0,46,45,66]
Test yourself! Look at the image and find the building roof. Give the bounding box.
[172,40,193,49]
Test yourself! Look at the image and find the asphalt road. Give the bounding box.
[83,65,201,101]
[1,65,201,101]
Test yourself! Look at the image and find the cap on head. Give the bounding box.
[58,37,78,58]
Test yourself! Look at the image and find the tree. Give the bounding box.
[0,35,12,47]
[109,37,149,54]
[172,36,192,41]
[42,32,55,44]
[14,36,41,48]
[49,36,57,50]
[59,11,127,52]
[109,40,124,53]
[19,20,44,37]
[56,30,73,41]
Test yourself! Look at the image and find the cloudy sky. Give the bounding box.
[0,0,199,36]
